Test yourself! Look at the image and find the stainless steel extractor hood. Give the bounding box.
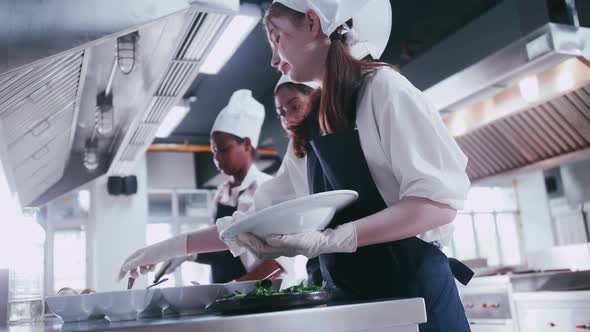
[401,0,590,182]
[424,23,590,114]
[0,0,254,206]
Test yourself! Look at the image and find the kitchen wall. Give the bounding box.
[86,157,148,292]
[514,171,556,255]
[146,152,196,190]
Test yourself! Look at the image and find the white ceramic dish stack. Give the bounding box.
[46,280,283,322]
[45,293,95,323]
[90,289,156,322]
[160,284,223,316]
[46,289,158,322]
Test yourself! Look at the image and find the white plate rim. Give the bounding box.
[219,189,358,240]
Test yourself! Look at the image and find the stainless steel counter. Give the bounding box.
[2,298,426,332]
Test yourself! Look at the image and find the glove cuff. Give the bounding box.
[162,233,189,258]
[327,223,358,253]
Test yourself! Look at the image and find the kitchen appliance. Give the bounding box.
[460,267,590,331]
[0,0,258,207]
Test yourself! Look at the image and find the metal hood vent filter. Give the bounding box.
[0,52,84,205]
[457,85,590,181]
[110,10,231,175]
[0,0,241,207]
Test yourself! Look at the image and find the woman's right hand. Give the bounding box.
[118,234,188,281]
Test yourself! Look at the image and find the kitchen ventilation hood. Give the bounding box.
[0,0,256,206]
[401,0,590,182]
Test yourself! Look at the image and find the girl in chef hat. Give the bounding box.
[272,75,323,285]
[239,1,472,330]
[121,90,294,285]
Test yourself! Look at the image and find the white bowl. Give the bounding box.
[161,284,224,316]
[88,289,155,322]
[219,190,358,240]
[45,294,95,322]
[138,289,166,318]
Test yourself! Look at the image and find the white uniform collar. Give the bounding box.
[220,164,265,193]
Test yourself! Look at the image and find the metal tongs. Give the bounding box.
[126,276,169,290]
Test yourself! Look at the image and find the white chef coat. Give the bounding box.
[254,67,471,246]
[213,164,298,285]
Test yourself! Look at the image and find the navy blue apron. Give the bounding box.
[306,257,323,286]
[306,115,471,331]
[196,202,247,283]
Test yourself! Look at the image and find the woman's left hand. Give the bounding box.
[237,223,358,259]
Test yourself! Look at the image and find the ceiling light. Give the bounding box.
[83,138,99,172]
[117,32,139,75]
[156,104,192,138]
[199,14,260,75]
[557,60,576,92]
[518,76,540,103]
[96,92,114,136]
[77,190,91,213]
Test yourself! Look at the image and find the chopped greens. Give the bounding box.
[222,280,326,300]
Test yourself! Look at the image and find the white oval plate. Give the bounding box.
[219,190,358,240]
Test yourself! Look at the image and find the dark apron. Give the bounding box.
[306,257,323,286]
[196,202,247,283]
[306,116,471,331]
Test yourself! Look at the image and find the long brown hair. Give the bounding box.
[275,82,317,158]
[266,3,393,155]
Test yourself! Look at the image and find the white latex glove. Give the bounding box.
[160,254,198,275]
[118,234,188,281]
[237,223,358,260]
[216,211,249,257]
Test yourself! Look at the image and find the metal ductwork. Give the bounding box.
[0,0,249,206]
[454,83,590,181]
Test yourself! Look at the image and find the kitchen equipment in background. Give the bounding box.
[219,190,358,241]
[0,269,8,325]
[0,0,252,208]
[514,291,590,331]
[561,158,590,205]
[459,276,517,332]
[1,216,46,324]
[527,243,590,272]
[461,268,590,331]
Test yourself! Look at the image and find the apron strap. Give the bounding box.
[448,258,474,286]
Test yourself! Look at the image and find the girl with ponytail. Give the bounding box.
[241,2,473,331]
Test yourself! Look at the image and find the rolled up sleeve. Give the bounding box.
[371,70,470,210]
[254,142,309,211]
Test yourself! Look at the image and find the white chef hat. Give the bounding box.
[211,90,265,148]
[274,75,321,93]
[272,0,392,60]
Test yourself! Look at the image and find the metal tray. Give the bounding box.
[211,291,331,315]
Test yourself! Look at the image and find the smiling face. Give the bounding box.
[264,4,331,83]
[275,84,314,130]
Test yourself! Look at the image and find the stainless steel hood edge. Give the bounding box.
[425,23,589,113]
